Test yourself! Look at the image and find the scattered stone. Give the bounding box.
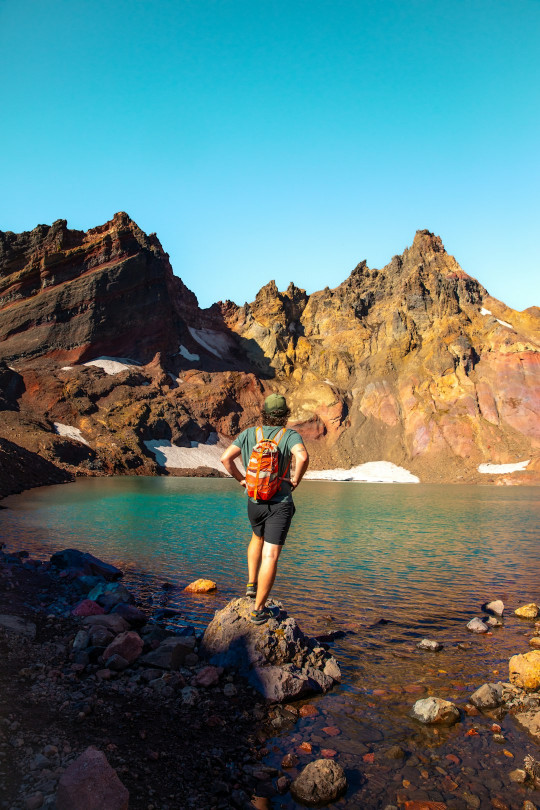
[467,617,488,634]
[509,769,527,783]
[0,614,37,639]
[82,614,129,634]
[223,682,236,697]
[181,686,199,706]
[322,726,341,736]
[72,630,90,651]
[417,639,443,651]
[290,759,347,806]
[103,631,143,665]
[484,599,505,615]
[56,746,129,810]
[24,791,44,809]
[486,616,503,627]
[140,636,196,670]
[282,753,299,768]
[385,745,406,759]
[410,697,460,725]
[299,704,318,717]
[320,748,337,758]
[522,801,537,810]
[515,604,540,620]
[529,637,540,649]
[509,651,540,691]
[184,578,217,593]
[276,775,291,794]
[72,599,106,617]
[191,665,220,688]
[110,603,147,626]
[469,682,503,709]
[106,654,129,671]
[514,711,540,741]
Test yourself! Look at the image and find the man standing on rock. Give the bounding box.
[221,394,309,625]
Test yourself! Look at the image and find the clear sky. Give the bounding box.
[1,0,539,311]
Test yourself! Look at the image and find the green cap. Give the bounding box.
[263,393,288,414]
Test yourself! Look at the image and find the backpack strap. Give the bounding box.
[255,426,264,443]
[274,427,287,446]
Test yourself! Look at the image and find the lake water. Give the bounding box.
[2,477,540,809]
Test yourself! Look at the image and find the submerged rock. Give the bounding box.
[410,697,460,725]
[417,639,443,651]
[509,650,540,691]
[514,711,540,742]
[201,598,341,701]
[184,578,217,593]
[290,759,347,806]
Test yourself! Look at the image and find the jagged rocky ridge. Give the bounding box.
[0,213,539,489]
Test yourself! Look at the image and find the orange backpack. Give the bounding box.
[245,426,290,501]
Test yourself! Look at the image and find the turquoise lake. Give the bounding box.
[2,477,540,808]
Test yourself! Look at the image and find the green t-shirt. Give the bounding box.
[232,425,304,503]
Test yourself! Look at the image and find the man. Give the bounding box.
[220,393,309,624]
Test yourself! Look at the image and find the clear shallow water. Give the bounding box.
[2,478,540,809]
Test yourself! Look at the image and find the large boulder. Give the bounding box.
[56,746,128,810]
[509,650,540,691]
[103,631,143,665]
[290,759,347,806]
[50,549,123,581]
[201,598,341,702]
[411,697,460,725]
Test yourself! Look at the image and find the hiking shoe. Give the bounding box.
[245,582,257,598]
[250,607,274,625]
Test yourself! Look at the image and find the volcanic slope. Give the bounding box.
[0,214,538,489]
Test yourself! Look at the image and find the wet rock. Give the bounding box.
[50,549,122,581]
[72,600,106,617]
[299,704,318,717]
[103,631,143,665]
[410,697,460,725]
[282,753,299,768]
[87,582,135,609]
[514,710,540,741]
[509,768,527,783]
[522,802,537,810]
[469,682,503,709]
[276,775,291,793]
[56,746,129,810]
[290,759,347,806]
[72,630,90,651]
[88,626,115,647]
[140,635,196,669]
[515,604,540,620]
[417,639,443,651]
[110,603,147,626]
[385,745,406,759]
[184,578,217,593]
[509,651,540,691]
[0,613,37,639]
[105,654,129,671]
[486,616,503,627]
[82,614,129,634]
[529,637,540,649]
[484,599,505,616]
[467,617,488,633]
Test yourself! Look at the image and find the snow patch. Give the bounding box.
[478,460,530,474]
[306,461,419,483]
[495,318,513,329]
[188,327,234,359]
[83,356,140,375]
[53,422,90,447]
[179,345,200,362]
[144,434,232,471]
[480,307,492,316]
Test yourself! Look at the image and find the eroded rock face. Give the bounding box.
[1,215,539,488]
[200,598,341,702]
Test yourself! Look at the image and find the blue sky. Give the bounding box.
[1,0,539,310]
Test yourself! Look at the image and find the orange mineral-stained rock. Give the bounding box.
[184,578,217,593]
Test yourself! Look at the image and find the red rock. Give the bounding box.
[96,669,112,680]
[445,754,460,765]
[103,631,143,665]
[299,704,318,717]
[184,578,217,593]
[491,799,509,810]
[56,746,128,810]
[491,723,502,733]
[281,753,299,768]
[321,749,337,758]
[466,728,479,737]
[403,803,447,810]
[362,753,375,763]
[297,742,312,753]
[322,726,341,737]
[464,703,480,716]
[403,684,427,694]
[191,665,220,688]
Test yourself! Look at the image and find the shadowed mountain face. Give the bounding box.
[0,214,538,490]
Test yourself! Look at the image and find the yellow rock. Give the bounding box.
[509,650,540,691]
[515,604,540,619]
[529,637,540,649]
[184,578,217,593]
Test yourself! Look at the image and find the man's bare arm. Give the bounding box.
[290,443,309,489]
[220,444,245,485]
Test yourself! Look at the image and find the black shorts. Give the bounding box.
[247,500,296,546]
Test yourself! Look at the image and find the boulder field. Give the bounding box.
[0,213,539,492]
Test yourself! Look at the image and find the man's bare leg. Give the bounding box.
[254,542,282,611]
[247,532,264,586]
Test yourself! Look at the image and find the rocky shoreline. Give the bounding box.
[0,544,346,810]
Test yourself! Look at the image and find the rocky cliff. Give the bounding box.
[0,215,538,490]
